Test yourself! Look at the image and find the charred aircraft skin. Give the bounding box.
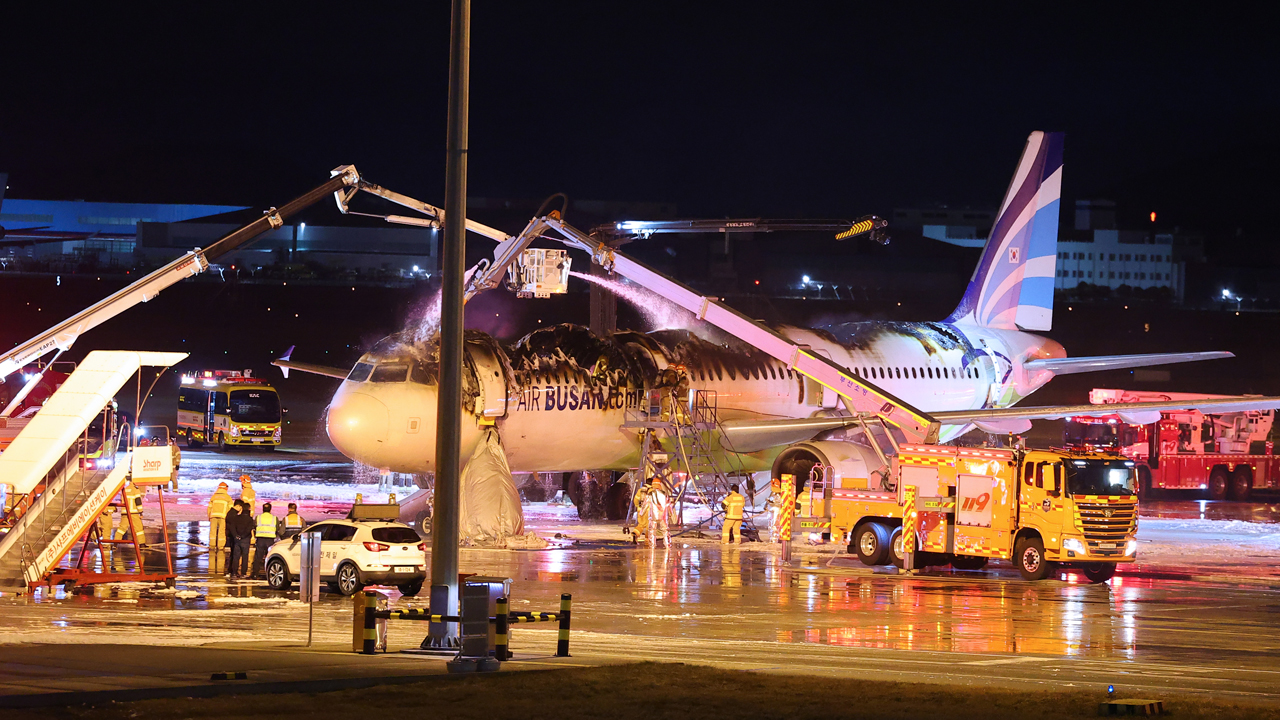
[326,320,1066,475]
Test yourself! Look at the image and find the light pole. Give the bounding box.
[424,0,469,651]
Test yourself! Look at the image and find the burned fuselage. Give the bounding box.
[325,319,1064,475]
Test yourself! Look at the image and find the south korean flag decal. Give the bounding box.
[1009,246,1020,264]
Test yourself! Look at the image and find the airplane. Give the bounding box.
[275,132,1265,509]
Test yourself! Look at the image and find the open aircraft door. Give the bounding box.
[466,339,508,419]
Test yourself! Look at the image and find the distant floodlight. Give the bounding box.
[1222,288,1231,298]
[134,426,147,437]
[802,275,811,284]
[299,222,306,231]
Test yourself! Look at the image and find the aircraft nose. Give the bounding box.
[327,390,390,461]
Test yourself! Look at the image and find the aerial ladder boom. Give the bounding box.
[333,182,937,443]
[0,168,362,385]
[536,215,940,443]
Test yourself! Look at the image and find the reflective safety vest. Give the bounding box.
[124,484,144,511]
[722,492,745,520]
[284,512,304,530]
[255,512,279,538]
[208,492,233,519]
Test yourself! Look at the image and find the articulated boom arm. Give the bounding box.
[412,195,939,442]
[536,216,940,443]
[0,169,362,381]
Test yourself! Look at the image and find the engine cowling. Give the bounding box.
[771,440,882,491]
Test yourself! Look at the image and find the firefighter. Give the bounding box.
[766,477,783,543]
[239,474,256,504]
[251,502,280,578]
[283,502,305,538]
[122,480,147,546]
[97,503,116,545]
[631,481,653,544]
[721,483,745,544]
[207,482,233,553]
[643,476,671,549]
[169,437,182,490]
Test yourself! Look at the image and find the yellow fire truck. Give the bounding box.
[814,443,1138,583]
[177,370,282,451]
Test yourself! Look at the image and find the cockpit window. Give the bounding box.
[410,361,437,385]
[370,363,409,383]
[347,362,375,383]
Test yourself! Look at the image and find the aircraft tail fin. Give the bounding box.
[947,131,1063,331]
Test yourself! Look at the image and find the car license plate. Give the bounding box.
[1099,543,1116,549]
[394,566,416,573]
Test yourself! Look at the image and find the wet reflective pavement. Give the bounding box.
[6,452,1280,699]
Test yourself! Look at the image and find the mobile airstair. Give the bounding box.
[0,350,185,592]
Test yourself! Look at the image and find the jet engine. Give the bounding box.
[771,440,884,492]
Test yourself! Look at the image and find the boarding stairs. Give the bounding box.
[622,388,736,533]
[0,350,186,592]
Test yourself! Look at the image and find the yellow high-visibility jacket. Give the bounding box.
[722,491,745,520]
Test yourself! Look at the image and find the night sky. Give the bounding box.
[3,5,1275,257]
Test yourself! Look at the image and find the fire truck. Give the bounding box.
[1063,388,1278,501]
[177,369,283,451]
[803,443,1137,583]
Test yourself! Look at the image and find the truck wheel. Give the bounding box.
[1137,465,1157,500]
[217,433,228,453]
[1014,537,1051,581]
[1207,467,1229,501]
[1081,563,1116,584]
[186,432,203,449]
[851,522,890,566]
[1228,466,1252,502]
[266,558,291,591]
[888,526,908,568]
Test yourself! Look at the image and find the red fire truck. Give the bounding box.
[1063,389,1278,501]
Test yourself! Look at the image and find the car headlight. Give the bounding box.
[229,426,240,437]
[1125,540,1138,556]
[274,426,282,440]
[1063,538,1086,554]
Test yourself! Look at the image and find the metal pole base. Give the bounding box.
[446,657,501,673]
[415,583,460,654]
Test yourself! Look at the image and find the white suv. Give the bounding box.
[263,520,426,596]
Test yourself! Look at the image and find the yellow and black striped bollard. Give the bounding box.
[495,597,509,661]
[556,593,572,657]
[362,591,378,655]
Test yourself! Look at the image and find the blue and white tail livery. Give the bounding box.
[947,131,1064,332]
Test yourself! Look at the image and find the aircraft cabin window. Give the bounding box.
[895,368,902,379]
[750,367,760,380]
[370,363,409,383]
[926,368,933,379]
[347,362,375,383]
[910,368,917,379]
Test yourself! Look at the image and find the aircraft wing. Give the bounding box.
[271,345,350,380]
[717,395,1280,451]
[1025,351,1233,375]
[718,417,858,453]
[933,395,1280,427]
